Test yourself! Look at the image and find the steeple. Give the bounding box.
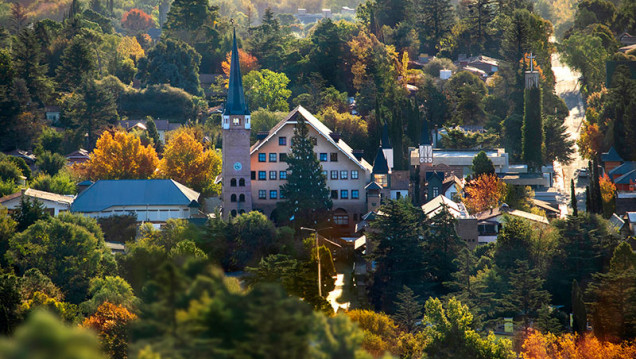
[224,27,249,116]
[381,121,392,149]
[372,146,389,175]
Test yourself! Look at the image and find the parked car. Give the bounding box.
[577,168,589,178]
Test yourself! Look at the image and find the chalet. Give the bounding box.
[66,149,90,165]
[474,204,549,245]
[0,189,73,216]
[71,179,201,225]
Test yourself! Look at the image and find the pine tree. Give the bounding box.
[56,37,96,91]
[393,285,423,333]
[522,86,543,171]
[571,279,587,334]
[145,117,160,147]
[11,28,52,104]
[591,158,603,214]
[472,151,495,177]
[503,260,551,330]
[571,179,578,216]
[279,115,332,229]
[68,79,118,149]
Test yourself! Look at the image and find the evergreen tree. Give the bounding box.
[56,36,96,91]
[417,0,454,51]
[145,117,160,148]
[11,197,49,232]
[571,179,578,216]
[472,151,495,177]
[522,86,543,171]
[591,158,603,214]
[426,205,466,287]
[11,28,52,103]
[393,285,423,333]
[544,116,575,165]
[0,273,21,335]
[503,260,551,330]
[369,200,426,312]
[68,79,118,149]
[248,8,289,72]
[278,116,332,229]
[571,279,587,334]
[585,185,591,212]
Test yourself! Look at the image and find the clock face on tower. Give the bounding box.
[233,162,242,171]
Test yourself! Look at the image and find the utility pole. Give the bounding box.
[301,227,331,298]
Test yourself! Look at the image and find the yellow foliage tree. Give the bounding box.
[159,129,221,194]
[463,174,507,214]
[117,36,145,62]
[81,131,159,180]
[521,329,636,358]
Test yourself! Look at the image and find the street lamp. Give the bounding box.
[300,226,331,297]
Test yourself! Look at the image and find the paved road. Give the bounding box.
[551,52,588,215]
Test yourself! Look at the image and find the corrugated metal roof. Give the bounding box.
[615,170,636,184]
[71,179,199,213]
[602,147,623,162]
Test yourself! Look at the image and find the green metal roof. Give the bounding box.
[223,28,250,116]
[71,179,200,212]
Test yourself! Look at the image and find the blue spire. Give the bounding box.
[420,118,431,145]
[381,121,392,149]
[224,27,249,116]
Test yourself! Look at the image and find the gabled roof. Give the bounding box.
[372,147,389,175]
[0,189,74,205]
[442,175,463,194]
[609,162,636,177]
[426,171,444,183]
[365,182,382,190]
[609,213,625,232]
[602,147,624,163]
[615,170,636,185]
[71,179,199,213]
[421,195,471,219]
[531,198,560,214]
[474,205,549,224]
[250,106,373,172]
[66,149,90,158]
[224,28,249,116]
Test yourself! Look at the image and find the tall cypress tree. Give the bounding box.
[585,185,591,212]
[571,179,578,216]
[592,158,603,214]
[278,115,332,229]
[571,279,587,334]
[522,86,543,171]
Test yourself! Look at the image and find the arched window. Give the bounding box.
[231,210,237,217]
[231,194,237,202]
[239,194,245,202]
[230,178,237,187]
[239,178,245,186]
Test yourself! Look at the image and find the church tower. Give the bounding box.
[222,29,252,218]
[381,122,394,171]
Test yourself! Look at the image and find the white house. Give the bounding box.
[0,189,74,216]
[474,204,549,245]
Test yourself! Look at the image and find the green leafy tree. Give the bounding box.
[0,158,22,183]
[561,33,609,95]
[544,116,575,165]
[56,36,96,91]
[136,39,203,96]
[494,217,534,271]
[278,116,332,228]
[472,151,495,177]
[10,197,49,232]
[243,69,291,112]
[0,207,17,267]
[7,213,115,303]
[393,286,423,333]
[423,297,515,358]
[0,311,107,359]
[35,151,67,176]
[81,276,138,314]
[30,171,77,195]
[444,71,488,125]
[227,211,277,269]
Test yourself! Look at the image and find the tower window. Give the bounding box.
[258,171,266,180]
[230,178,237,187]
[279,137,287,145]
[432,187,439,197]
[269,153,277,162]
[231,194,237,202]
[258,153,266,162]
[239,194,245,202]
[239,178,245,186]
[233,118,240,126]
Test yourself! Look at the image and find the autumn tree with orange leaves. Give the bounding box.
[158,128,221,195]
[521,329,636,358]
[122,9,155,33]
[221,49,259,80]
[82,302,137,359]
[79,131,159,180]
[599,173,616,218]
[463,174,507,213]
